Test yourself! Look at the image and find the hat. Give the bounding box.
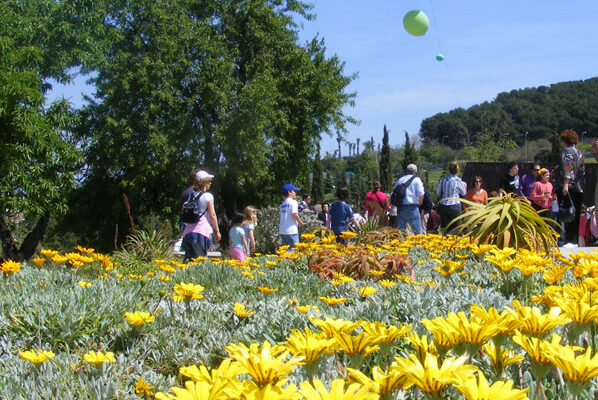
[538,168,550,176]
[195,170,214,181]
[282,183,301,193]
[406,164,418,174]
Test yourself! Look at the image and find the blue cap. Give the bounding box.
[282,183,301,193]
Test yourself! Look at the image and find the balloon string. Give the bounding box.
[429,0,462,108]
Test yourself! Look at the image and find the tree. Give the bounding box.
[379,125,392,192]
[401,131,418,173]
[312,145,324,204]
[63,0,356,249]
[0,0,102,260]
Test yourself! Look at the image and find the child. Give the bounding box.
[229,213,249,261]
[329,186,356,244]
[242,206,258,255]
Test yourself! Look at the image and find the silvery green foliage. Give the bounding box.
[254,206,323,254]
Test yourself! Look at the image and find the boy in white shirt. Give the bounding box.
[279,183,304,249]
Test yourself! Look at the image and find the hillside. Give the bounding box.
[420,77,598,148]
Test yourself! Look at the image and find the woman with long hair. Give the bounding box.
[242,206,258,255]
[464,176,488,207]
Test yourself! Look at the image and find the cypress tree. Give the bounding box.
[379,125,392,192]
[312,145,324,203]
[401,131,418,173]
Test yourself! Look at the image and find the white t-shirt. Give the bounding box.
[279,197,299,235]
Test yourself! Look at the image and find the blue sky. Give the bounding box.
[49,1,598,155]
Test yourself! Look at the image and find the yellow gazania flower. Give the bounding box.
[52,255,68,264]
[285,327,337,362]
[369,270,385,277]
[124,311,155,327]
[158,275,172,282]
[378,279,396,287]
[482,341,524,369]
[310,317,360,337]
[543,265,567,284]
[77,280,92,288]
[233,302,255,318]
[40,249,58,258]
[470,305,522,337]
[329,279,343,286]
[19,349,55,365]
[347,366,408,397]
[510,300,571,337]
[155,379,241,400]
[434,259,466,276]
[360,321,411,345]
[1,260,21,275]
[159,264,176,274]
[134,377,154,395]
[257,286,278,294]
[225,341,304,385]
[296,305,319,314]
[333,331,380,358]
[32,257,46,267]
[173,282,204,301]
[300,233,316,241]
[454,372,529,400]
[300,379,379,400]
[83,350,116,364]
[408,331,438,362]
[338,275,355,284]
[318,296,347,306]
[357,286,377,297]
[422,311,500,348]
[76,245,94,254]
[180,359,244,383]
[554,292,598,325]
[512,331,575,366]
[339,231,357,240]
[545,344,598,384]
[391,352,477,395]
[241,271,255,279]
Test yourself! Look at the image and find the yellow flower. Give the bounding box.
[454,372,529,400]
[179,359,244,383]
[160,264,176,274]
[134,377,154,395]
[347,366,408,397]
[482,341,524,369]
[125,311,155,327]
[173,282,204,301]
[317,296,347,306]
[422,311,500,348]
[83,350,116,364]
[32,257,46,267]
[1,260,21,275]
[233,302,255,318]
[512,331,577,367]
[339,231,357,240]
[470,305,522,337]
[545,344,598,384]
[257,286,278,294]
[310,317,360,337]
[76,245,95,254]
[333,331,380,357]
[369,270,385,277]
[360,321,411,345]
[285,327,337,363]
[378,279,396,287]
[225,341,304,385]
[392,352,477,395]
[52,255,68,264]
[40,249,58,258]
[301,233,316,241]
[554,292,598,325]
[19,349,55,365]
[510,300,571,337]
[77,280,92,288]
[159,275,172,282]
[300,379,379,400]
[357,286,377,297]
[155,379,241,400]
[407,331,438,362]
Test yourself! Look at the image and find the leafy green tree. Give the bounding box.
[401,131,418,173]
[63,0,355,249]
[379,125,392,192]
[0,0,102,260]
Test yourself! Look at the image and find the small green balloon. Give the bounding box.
[403,10,429,36]
[436,53,445,61]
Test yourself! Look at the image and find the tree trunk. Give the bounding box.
[0,211,50,261]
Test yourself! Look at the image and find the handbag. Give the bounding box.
[557,192,576,223]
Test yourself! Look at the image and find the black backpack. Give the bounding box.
[181,190,206,224]
[390,176,416,207]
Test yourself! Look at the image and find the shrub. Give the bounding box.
[254,206,322,254]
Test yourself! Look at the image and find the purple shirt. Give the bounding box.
[521,173,537,197]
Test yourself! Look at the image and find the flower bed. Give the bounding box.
[1,235,598,399]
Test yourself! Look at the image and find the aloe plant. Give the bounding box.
[447,194,558,252]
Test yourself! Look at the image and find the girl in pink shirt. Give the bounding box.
[530,169,556,211]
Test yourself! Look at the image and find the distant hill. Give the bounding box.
[420,77,598,148]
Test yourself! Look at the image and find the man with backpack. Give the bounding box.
[391,163,425,235]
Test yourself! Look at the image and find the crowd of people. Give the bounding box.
[178,129,598,260]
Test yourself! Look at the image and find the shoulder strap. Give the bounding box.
[405,175,416,187]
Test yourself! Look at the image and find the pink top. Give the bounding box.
[530,181,555,210]
[182,192,214,238]
[364,190,388,216]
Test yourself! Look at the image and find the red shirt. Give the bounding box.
[364,190,388,216]
[530,181,555,210]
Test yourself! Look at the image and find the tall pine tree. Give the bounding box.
[379,125,392,192]
[312,144,324,203]
[401,131,418,173]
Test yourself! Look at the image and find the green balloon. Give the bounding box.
[436,53,445,61]
[403,10,429,36]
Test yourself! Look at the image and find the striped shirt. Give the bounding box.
[436,175,466,206]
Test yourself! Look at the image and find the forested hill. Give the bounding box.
[420,77,598,149]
